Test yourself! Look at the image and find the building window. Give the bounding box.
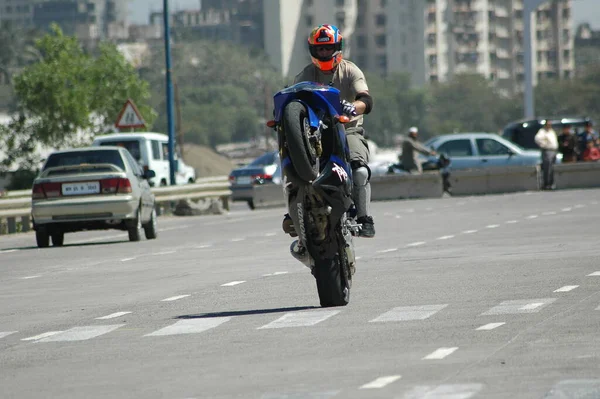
[356,15,364,27]
[306,0,313,6]
[381,0,387,7]
[336,0,345,7]
[357,35,367,48]
[305,15,313,26]
[376,14,386,26]
[376,35,386,47]
[378,55,387,70]
[563,49,570,60]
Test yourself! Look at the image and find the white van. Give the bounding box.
[92,132,196,186]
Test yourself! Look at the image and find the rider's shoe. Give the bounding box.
[357,216,375,238]
[282,213,297,237]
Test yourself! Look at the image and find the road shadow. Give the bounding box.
[177,306,318,319]
[0,240,130,252]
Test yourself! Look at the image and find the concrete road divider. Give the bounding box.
[449,166,540,196]
[554,162,600,189]
[371,172,443,200]
[253,184,286,209]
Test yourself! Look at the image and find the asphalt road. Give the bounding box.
[1,189,600,399]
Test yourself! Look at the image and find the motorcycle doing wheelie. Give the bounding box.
[268,81,358,308]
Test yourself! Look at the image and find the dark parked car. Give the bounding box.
[502,117,594,151]
[228,151,281,209]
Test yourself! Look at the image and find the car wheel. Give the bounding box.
[143,207,158,240]
[36,230,50,248]
[51,232,64,247]
[127,208,142,242]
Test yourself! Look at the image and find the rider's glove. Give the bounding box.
[341,100,357,117]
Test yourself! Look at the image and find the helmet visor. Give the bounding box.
[309,43,341,62]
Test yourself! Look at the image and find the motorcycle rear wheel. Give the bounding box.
[314,255,350,308]
[282,101,318,182]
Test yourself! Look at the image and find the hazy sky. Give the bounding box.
[127,0,600,28]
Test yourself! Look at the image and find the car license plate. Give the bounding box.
[236,176,251,185]
[62,181,100,196]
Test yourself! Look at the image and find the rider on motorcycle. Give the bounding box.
[282,24,375,238]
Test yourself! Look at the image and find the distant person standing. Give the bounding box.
[400,127,436,174]
[557,124,578,163]
[534,120,558,190]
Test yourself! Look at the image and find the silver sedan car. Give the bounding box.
[31,147,157,248]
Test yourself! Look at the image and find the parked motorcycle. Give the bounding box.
[267,82,358,307]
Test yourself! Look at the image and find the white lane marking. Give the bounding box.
[20,275,41,280]
[591,201,599,205]
[0,249,18,254]
[574,204,585,208]
[395,215,402,219]
[423,347,458,360]
[436,235,455,240]
[95,311,132,320]
[526,215,538,219]
[264,232,277,237]
[37,325,124,342]
[221,281,246,287]
[519,302,545,311]
[562,207,572,212]
[360,375,402,389]
[370,304,448,323]
[258,310,340,329]
[263,272,289,277]
[22,331,63,341]
[230,238,245,242]
[159,225,191,232]
[588,271,600,276]
[542,211,556,216]
[145,317,231,337]
[161,295,190,302]
[356,256,362,260]
[505,220,519,224]
[0,332,17,339]
[378,248,398,253]
[406,241,426,247]
[596,305,600,310]
[153,251,176,255]
[462,230,478,234]
[481,298,556,315]
[404,384,483,399]
[486,224,500,229]
[554,285,579,293]
[71,233,127,244]
[120,257,136,262]
[195,244,213,249]
[476,322,505,331]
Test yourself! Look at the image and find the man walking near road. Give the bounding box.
[534,120,558,190]
[400,127,436,174]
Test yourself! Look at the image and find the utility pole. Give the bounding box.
[523,0,547,119]
[163,0,177,185]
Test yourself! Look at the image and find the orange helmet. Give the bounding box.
[308,24,343,72]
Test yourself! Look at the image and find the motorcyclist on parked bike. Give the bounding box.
[282,24,376,238]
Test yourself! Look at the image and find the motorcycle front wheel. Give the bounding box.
[282,101,318,182]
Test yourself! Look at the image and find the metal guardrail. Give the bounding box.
[0,176,231,235]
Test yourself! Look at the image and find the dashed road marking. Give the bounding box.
[96,312,132,320]
[526,215,538,219]
[476,322,505,331]
[588,271,600,276]
[20,275,41,280]
[505,220,519,224]
[22,331,63,341]
[221,281,246,287]
[436,235,455,240]
[378,248,398,253]
[462,230,478,234]
[360,375,402,389]
[145,317,230,337]
[161,295,190,302]
[36,325,125,342]
[403,384,483,399]
[263,272,289,277]
[406,242,426,247]
[554,285,579,293]
[486,224,500,229]
[562,207,572,212]
[370,304,448,323]
[258,310,340,329]
[120,257,136,262]
[0,332,17,339]
[152,251,176,255]
[542,211,556,215]
[230,238,245,242]
[423,347,458,360]
[0,249,18,254]
[481,298,556,315]
[196,244,213,249]
[264,232,277,237]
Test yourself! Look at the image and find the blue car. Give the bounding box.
[421,133,543,170]
[228,151,281,209]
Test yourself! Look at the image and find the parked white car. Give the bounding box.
[92,132,196,186]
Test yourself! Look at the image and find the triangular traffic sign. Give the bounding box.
[115,99,146,129]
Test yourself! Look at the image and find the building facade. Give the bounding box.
[426,0,574,95]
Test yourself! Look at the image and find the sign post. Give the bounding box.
[115,99,146,131]
[163,0,177,186]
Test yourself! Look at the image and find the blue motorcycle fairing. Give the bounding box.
[273,82,343,129]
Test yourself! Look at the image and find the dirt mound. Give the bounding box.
[182,143,236,178]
